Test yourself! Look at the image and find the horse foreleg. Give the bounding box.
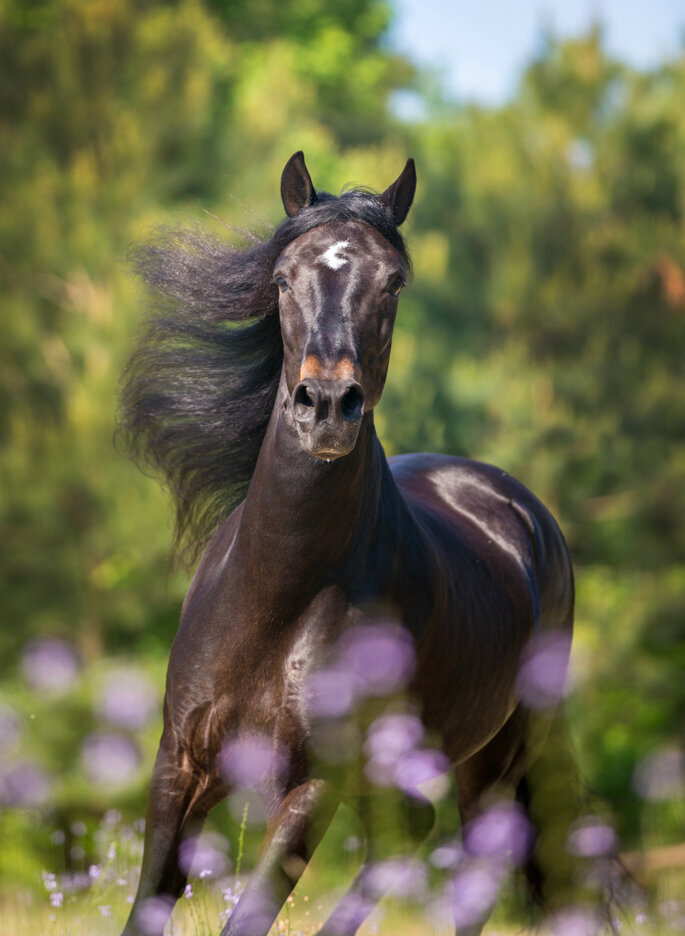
[221,778,335,936]
[316,794,436,936]
[121,733,226,936]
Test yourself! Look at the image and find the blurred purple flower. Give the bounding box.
[63,872,91,893]
[42,871,57,892]
[633,747,685,802]
[546,906,602,936]
[0,703,20,750]
[103,808,122,827]
[365,713,424,762]
[50,891,63,908]
[325,892,376,934]
[98,905,112,917]
[517,631,573,709]
[178,832,230,878]
[21,639,79,693]
[392,748,450,800]
[567,817,617,858]
[429,843,463,869]
[222,881,244,908]
[364,858,428,900]
[97,670,158,730]
[339,623,415,698]
[82,733,140,788]
[135,896,174,935]
[71,821,87,837]
[305,667,357,719]
[464,800,533,866]
[447,862,504,927]
[364,713,428,788]
[89,864,102,879]
[0,761,51,806]
[219,733,288,791]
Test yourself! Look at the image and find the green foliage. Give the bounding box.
[1,0,683,896]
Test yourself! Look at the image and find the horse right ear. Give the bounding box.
[281,151,317,217]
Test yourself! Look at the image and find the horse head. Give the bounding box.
[275,152,416,460]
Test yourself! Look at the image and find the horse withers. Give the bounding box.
[118,153,575,936]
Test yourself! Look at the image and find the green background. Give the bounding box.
[1,0,683,904]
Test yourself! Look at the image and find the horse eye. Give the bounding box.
[276,276,288,293]
[387,276,405,297]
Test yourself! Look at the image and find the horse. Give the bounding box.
[118,152,575,936]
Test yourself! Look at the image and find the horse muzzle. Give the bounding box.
[291,378,365,459]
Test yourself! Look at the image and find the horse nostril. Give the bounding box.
[340,384,364,422]
[293,382,319,425]
[294,384,315,409]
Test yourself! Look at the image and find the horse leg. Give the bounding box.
[121,732,226,936]
[316,793,436,936]
[451,705,536,936]
[221,778,336,936]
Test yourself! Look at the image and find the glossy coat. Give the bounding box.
[119,153,574,936]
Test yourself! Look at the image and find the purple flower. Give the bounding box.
[364,858,428,900]
[305,667,357,719]
[567,817,617,858]
[429,843,463,869]
[363,713,425,786]
[365,713,424,761]
[21,639,79,693]
[50,892,63,908]
[219,733,288,791]
[178,832,230,878]
[98,905,112,917]
[135,896,174,935]
[517,631,573,709]
[82,733,140,788]
[545,906,602,936]
[339,623,415,698]
[0,762,51,807]
[97,670,158,730]
[633,747,685,802]
[392,748,450,800]
[447,862,504,927]
[325,893,376,934]
[464,800,533,866]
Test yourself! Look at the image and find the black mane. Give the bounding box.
[117,189,410,567]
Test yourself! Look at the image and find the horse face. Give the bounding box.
[274,220,408,460]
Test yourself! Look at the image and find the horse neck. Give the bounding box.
[237,371,386,584]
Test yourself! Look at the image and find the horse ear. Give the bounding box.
[378,158,416,226]
[281,151,317,217]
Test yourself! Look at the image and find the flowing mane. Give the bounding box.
[117,189,410,566]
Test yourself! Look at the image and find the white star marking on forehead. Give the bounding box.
[319,240,351,270]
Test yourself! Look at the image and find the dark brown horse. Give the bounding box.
[118,153,575,936]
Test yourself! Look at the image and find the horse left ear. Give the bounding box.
[281,151,318,217]
[378,158,416,225]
